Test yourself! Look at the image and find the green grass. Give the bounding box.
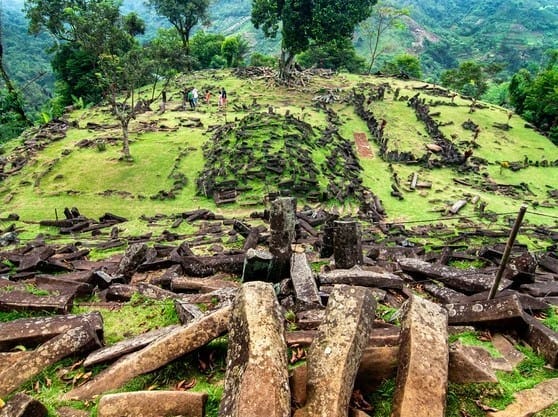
[72,293,179,345]
[542,307,558,332]
[448,331,502,358]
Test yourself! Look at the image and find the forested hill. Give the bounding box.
[395,0,558,76]
[2,0,558,103]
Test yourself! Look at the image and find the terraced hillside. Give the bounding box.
[0,70,557,242]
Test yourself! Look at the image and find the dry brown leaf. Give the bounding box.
[175,378,197,391]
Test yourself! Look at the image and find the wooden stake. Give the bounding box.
[487,204,528,300]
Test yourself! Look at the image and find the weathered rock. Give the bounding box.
[174,299,204,324]
[290,253,322,308]
[34,274,93,297]
[333,220,363,269]
[0,290,74,314]
[355,326,401,392]
[269,197,297,282]
[242,248,273,282]
[0,393,47,417]
[290,364,308,408]
[491,334,525,368]
[56,407,89,417]
[445,295,525,328]
[318,266,404,289]
[398,257,511,294]
[487,378,558,417]
[520,313,558,367]
[294,285,376,417]
[448,341,498,383]
[219,282,290,417]
[520,281,558,297]
[170,276,239,293]
[391,295,449,417]
[0,324,102,397]
[0,312,103,350]
[117,243,148,280]
[97,391,207,417]
[422,282,467,304]
[0,351,30,368]
[63,306,231,400]
[83,325,179,368]
[180,254,245,277]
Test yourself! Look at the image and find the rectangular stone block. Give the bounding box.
[392,295,448,417]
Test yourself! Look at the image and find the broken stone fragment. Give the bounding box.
[117,243,148,280]
[97,391,208,417]
[63,306,231,400]
[0,324,101,397]
[219,282,290,417]
[448,341,498,383]
[445,295,524,328]
[0,392,47,417]
[294,285,376,417]
[487,377,558,417]
[333,220,363,269]
[290,253,322,308]
[391,295,449,417]
[0,312,103,350]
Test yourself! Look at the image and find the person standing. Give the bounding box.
[219,87,227,109]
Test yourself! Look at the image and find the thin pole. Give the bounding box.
[487,204,528,300]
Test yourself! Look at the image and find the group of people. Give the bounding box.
[182,87,227,110]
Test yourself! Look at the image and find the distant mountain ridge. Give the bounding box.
[2,0,557,104]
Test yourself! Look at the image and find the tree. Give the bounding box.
[24,0,144,106]
[0,2,30,128]
[251,0,376,80]
[380,53,421,79]
[190,30,225,69]
[440,61,488,99]
[221,35,248,67]
[97,48,153,161]
[146,0,210,57]
[359,1,410,74]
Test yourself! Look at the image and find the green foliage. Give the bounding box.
[359,1,411,73]
[542,307,558,332]
[0,89,28,143]
[297,37,366,73]
[482,81,511,107]
[366,378,395,416]
[190,30,225,69]
[448,331,502,358]
[251,0,377,77]
[146,0,210,55]
[440,61,489,98]
[509,54,558,144]
[249,52,277,67]
[447,259,486,270]
[380,53,421,79]
[221,35,248,67]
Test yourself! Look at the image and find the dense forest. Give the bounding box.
[1,0,557,144]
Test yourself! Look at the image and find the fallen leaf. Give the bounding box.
[176,379,197,391]
[147,384,159,391]
[0,398,5,408]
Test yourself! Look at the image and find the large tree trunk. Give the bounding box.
[279,49,295,81]
[121,117,132,161]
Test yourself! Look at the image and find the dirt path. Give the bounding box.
[354,132,374,158]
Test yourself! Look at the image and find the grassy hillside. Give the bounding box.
[0,70,557,246]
